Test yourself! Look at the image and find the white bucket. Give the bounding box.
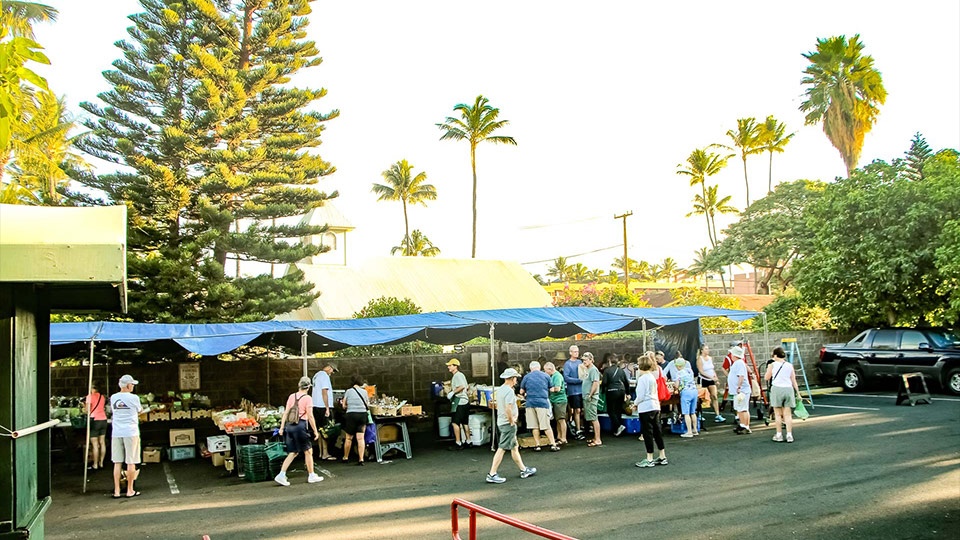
[438,416,452,437]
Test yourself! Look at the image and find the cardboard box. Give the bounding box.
[206,434,231,453]
[149,412,171,422]
[143,447,162,463]
[400,405,422,416]
[169,428,196,447]
[170,411,191,420]
[211,451,232,467]
[517,435,537,449]
[166,446,196,461]
[192,409,211,419]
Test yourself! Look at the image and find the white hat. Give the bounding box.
[500,368,521,379]
[730,346,744,359]
[118,374,139,388]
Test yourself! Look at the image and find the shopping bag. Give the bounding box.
[794,396,809,420]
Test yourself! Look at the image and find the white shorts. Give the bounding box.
[112,436,141,464]
[733,392,751,412]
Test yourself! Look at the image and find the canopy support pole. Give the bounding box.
[266,354,271,405]
[81,340,94,493]
[410,347,416,402]
[301,331,308,378]
[489,323,497,452]
[642,320,648,351]
[762,313,770,359]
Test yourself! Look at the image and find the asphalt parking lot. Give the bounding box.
[46,391,960,540]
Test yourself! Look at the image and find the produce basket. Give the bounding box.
[238,444,270,483]
[264,441,287,461]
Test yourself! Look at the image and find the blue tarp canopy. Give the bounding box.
[50,306,761,358]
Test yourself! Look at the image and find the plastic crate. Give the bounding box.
[670,416,703,434]
[166,446,196,461]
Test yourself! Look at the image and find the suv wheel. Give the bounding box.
[840,366,864,392]
[946,368,960,396]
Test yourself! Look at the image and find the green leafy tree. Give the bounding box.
[0,16,50,175]
[372,159,437,255]
[713,180,825,294]
[763,289,833,331]
[437,95,516,258]
[670,287,753,333]
[552,282,650,308]
[391,229,440,257]
[72,0,336,322]
[337,296,442,356]
[757,115,794,195]
[795,149,960,328]
[722,118,764,207]
[686,184,738,248]
[800,34,887,177]
[677,148,732,247]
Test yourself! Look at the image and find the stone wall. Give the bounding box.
[51,329,851,405]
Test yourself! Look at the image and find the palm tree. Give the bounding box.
[688,247,711,290]
[371,159,437,256]
[1,1,57,39]
[605,270,621,284]
[687,185,739,248]
[586,268,605,283]
[611,256,638,281]
[437,95,516,258]
[8,92,88,203]
[569,263,589,283]
[391,229,441,257]
[677,148,732,247]
[660,257,680,282]
[799,34,887,177]
[547,256,572,283]
[757,115,795,195]
[722,118,764,208]
[633,260,652,281]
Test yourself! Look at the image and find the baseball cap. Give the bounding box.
[118,374,138,387]
[730,346,744,358]
[500,368,521,379]
[729,340,743,347]
[298,376,312,389]
[445,358,460,366]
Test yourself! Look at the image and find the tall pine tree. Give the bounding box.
[72,0,338,322]
[903,132,932,181]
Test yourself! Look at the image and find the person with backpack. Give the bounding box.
[275,376,323,486]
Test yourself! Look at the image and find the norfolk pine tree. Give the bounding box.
[72,0,337,322]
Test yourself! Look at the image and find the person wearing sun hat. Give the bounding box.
[446,358,472,450]
[485,368,537,484]
[110,374,143,498]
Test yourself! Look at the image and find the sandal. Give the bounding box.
[549,445,560,452]
[533,446,542,452]
[321,456,338,461]
[125,491,141,498]
[587,441,603,447]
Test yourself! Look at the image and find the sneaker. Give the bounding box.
[575,432,586,441]
[274,473,290,487]
[733,426,744,435]
[772,433,784,442]
[485,473,506,484]
[680,432,694,438]
[520,467,537,479]
[654,457,669,466]
[635,459,655,468]
[741,425,752,434]
[786,433,794,443]
[307,473,323,483]
[715,415,726,423]
[615,425,626,437]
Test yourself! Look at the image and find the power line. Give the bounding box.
[520,245,622,266]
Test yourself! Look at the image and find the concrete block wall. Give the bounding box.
[51,330,851,406]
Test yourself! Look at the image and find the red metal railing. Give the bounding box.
[451,498,578,540]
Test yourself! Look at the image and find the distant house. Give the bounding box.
[279,204,552,320]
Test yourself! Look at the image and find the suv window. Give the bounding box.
[848,331,869,347]
[900,331,927,350]
[870,330,898,350]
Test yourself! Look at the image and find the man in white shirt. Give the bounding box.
[727,347,752,434]
[311,362,339,461]
[486,368,536,484]
[110,374,143,498]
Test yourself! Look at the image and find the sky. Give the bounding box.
[35,0,960,279]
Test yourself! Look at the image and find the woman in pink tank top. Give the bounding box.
[86,383,109,470]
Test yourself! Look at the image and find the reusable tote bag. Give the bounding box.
[794,394,810,420]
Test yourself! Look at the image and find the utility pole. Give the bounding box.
[614,211,633,292]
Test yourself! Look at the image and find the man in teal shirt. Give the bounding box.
[544,360,568,445]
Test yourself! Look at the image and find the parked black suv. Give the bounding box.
[818,328,960,395]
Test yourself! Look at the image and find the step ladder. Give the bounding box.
[782,338,814,409]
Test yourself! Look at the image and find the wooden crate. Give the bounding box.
[400,405,422,416]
